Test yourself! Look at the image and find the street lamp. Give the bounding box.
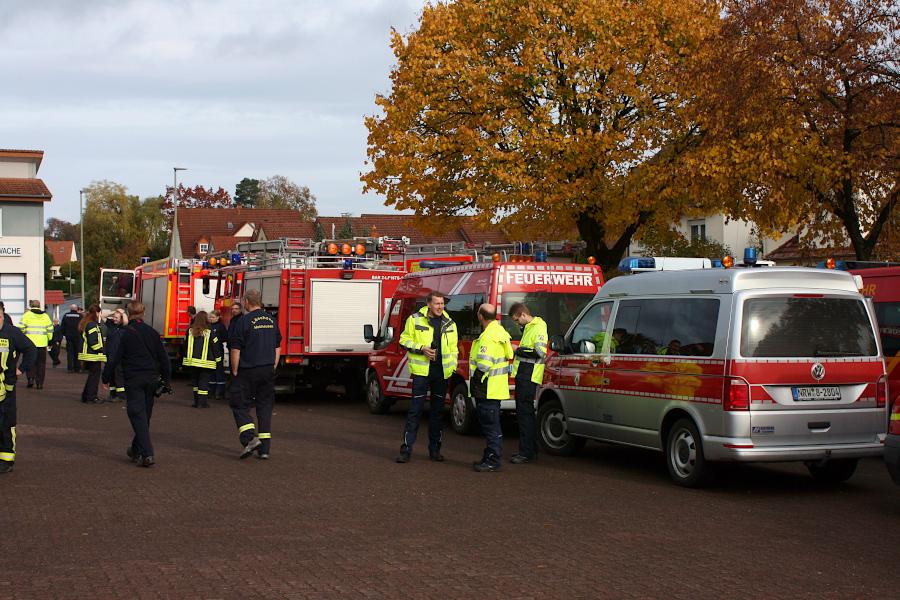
[171,167,187,257]
[79,188,86,307]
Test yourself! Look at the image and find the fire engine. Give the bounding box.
[213,236,483,398]
[99,257,220,361]
[363,255,604,433]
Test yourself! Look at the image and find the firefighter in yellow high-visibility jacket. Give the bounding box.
[469,303,513,472]
[19,300,53,389]
[0,302,37,474]
[509,302,548,464]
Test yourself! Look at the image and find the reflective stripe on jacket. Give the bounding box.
[0,338,8,402]
[78,322,106,362]
[183,330,217,369]
[470,320,513,400]
[20,310,54,348]
[512,316,548,384]
[398,306,459,379]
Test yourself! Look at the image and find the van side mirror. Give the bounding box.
[550,335,566,353]
[385,326,394,342]
[363,324,375,342]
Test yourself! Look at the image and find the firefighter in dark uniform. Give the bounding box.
[102,302,171,468]
[61,304,82,373]
[229,290,281,460]
[0,303,37,474]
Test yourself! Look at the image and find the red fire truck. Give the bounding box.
[99,257,220,361]
[363,257,604,433]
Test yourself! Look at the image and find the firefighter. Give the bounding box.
[104,308,127,401]
[229,290,281,460]
[509,302,548,464]
[208,310,228,400]
[470,303,513,472]
[396,290,459,463]
[19,300,53,389]
[0,302,37,474]
[78,304,106,404]
[102,302,171,468]
[182,311,221,408]
[61,304,82,373]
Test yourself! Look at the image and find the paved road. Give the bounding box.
[2,366,898,599]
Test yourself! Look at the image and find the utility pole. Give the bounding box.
[79,188,86,305]
[171,167,187,257]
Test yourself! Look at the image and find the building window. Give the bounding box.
[689,220,706,243]
[198,243,209,254]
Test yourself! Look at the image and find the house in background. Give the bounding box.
[0,148,52,324]
[45,240,77,279]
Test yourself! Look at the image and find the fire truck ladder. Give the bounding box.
[286,272,306,356]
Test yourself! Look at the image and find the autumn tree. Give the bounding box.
[362,0,718,271]
[314,222,326,241]
[44,217,79,241]
[162,184,233,224]
[691,0,900,260]
[339,216,354,238]
[235,177,260,207]
[256,175,318,219]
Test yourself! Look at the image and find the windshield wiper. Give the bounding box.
[814,350,864,357]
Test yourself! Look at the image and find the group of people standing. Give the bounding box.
[396,292,547,471]
[0,290,280,473]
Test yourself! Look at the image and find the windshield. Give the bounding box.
[101,271,134,299]
[501,292,594,341]
[741,296,878,358]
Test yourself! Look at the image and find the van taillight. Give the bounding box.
[724,378,750,411]
[876,376,887,408]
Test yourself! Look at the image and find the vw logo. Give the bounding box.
[811,363,826,381]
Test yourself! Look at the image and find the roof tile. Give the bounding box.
[0,178,52,201]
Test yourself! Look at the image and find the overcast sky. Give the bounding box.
[0,0,427,223]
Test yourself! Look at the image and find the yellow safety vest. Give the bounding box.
[512,316,548,384]
[78,322,106,362]
[20,310,53,348]
[399,307,459,379]
[183,330,217,369]
[470,320,514,400]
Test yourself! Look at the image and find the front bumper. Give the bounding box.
[886,434,900,485]
[704,437,885,462]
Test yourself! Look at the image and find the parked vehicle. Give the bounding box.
[364,256,604,432]
[847,266,900,485]
[540,265,887,486]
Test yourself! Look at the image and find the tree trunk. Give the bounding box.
[576,211,651,275]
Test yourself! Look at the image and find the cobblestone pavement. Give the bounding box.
[1,366,898,599]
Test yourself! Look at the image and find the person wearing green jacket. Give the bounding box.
[509,303,548,464]
[470,303,513,472]
[396,291,459,463]
[19,300,53,390]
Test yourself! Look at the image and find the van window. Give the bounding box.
[500,292,595,341]
[613,298,719,356]
[570,302,614,353]
[741,296,877,358]
[444,293,486,340]
[874,302,900,358]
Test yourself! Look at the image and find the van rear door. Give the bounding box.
[732,293,886,447]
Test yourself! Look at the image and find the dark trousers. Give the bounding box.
[191,368,212,406]
[401,373,447,455]
[514,374,538,458]
[212,362,226,398]
[49,342,61,365]
[82,362,102,402]
[108,364,125,398]
[65,336,81,372]
[476,398,502,466]
[0,388,17,465]
[28,348,47,386]
[126,379,156,458]
[229,366,275,453]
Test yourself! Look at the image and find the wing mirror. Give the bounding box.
[578,340,597,354]
[363,324,375,342]
[549,335,567,353]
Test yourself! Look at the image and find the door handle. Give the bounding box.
[808,421,831,431]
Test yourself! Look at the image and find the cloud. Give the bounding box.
[0,0,427,221]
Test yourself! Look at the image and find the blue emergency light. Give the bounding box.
[139,256,151,265]
[534,250,548,263]
[618,257,656,272]
[342,258,354,270]
[230,252,241,266]
[743,247,758,266]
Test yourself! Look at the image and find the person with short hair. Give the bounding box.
[61,304,82,373]
[104,309,128,401]
[187,305,197,326]
[470,303,513,472]
[0,302,37,474]
[102,302,171,468]
[509,302,548,464]
[78,305,106,404]
[229,290,282,460]
[395,290,459,463]
[208,310,228,400]
[19,300,54,389]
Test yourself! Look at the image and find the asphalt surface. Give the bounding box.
[2,364,898,599]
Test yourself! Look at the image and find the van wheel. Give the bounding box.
[538,398,584,456]
[450,383,477,435]
[366,373,390,415]
[666,418,713,487]
[805,458,858,483]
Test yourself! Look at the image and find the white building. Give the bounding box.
[0,149,52,324]
[632,214,793,260]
